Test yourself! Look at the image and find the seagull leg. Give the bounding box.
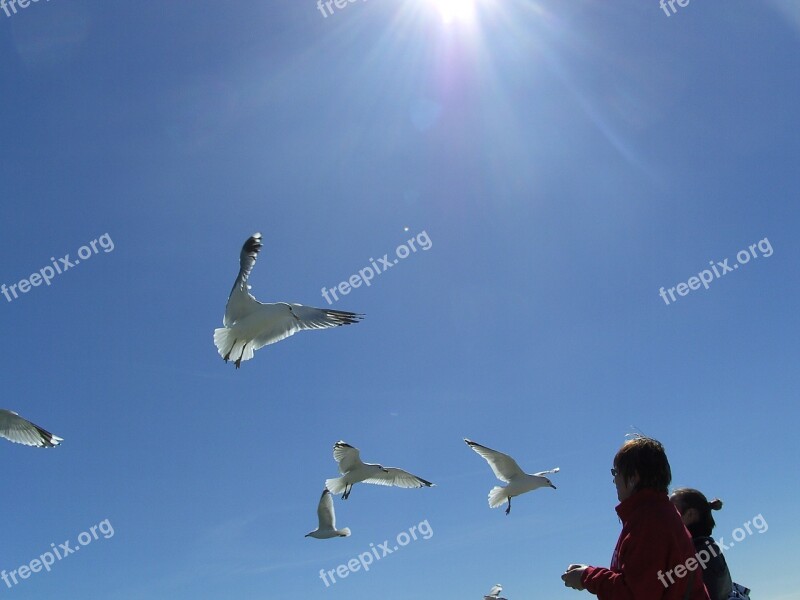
[235,345,246,369]
[223,338,240,364]
[505,497,511,515]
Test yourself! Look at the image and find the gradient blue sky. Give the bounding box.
[1,1,798,599]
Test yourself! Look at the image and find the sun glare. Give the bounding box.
[429,0,476,24]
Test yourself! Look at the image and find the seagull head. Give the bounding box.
[377,464,389,473]
[545,478,556,489]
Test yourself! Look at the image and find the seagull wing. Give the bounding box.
[317,489,336,530]
[465,439,524,482]
[247,304,363,352]
[0,410,63,448]
[223,233,263,327]
[248,305,307,350]
[287,304,363,332]
[534,467,560,476]
[363,467,434,489]
[333,441,364,475]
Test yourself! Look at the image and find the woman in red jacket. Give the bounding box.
[561,435,711,600]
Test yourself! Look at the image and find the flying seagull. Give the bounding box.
[0,410,63,448]
[484,584,508,600]
[305,489,351,539]
[214,233,364,368]
[465,438,558,515]
[325,440,435,500]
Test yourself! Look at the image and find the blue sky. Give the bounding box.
[0,0,798,598]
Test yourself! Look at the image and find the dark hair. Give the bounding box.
[613,435,671,494]
[671,488,722,537]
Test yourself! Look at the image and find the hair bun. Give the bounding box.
[709,498,724,511]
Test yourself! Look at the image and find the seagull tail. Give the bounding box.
[325,477,347,496]
[337,527,351,537]
[213,328,254,364]
[488,486,508,509]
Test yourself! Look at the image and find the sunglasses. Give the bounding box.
[611,468,618,477]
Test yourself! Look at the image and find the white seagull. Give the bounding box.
[305,489,351,539]
[214,233,364,368]
[325,441,435,500]
[0,410,63,448]
[465,438,558,515]
[484,584,508,600]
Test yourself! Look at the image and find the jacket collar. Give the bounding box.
[615,488,667,521]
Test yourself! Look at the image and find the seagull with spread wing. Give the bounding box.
[325,440,435,500]
[305,489,351,539]
[484,584,508,600]
[465,438,558,515]
[0,409,63,448]
[214,233,364,368]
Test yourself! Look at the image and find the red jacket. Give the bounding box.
[581,489,711,600]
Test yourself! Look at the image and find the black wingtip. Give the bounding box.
[35,425,62,448]
[325,310,365,326]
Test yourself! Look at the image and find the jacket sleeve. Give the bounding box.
[581,532,671,600]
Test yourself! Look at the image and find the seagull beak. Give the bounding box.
[550,483,557,489]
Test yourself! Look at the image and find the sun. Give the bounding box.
[427,0,476,24]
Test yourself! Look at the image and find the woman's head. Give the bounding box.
[670,488,723,537]
[612,435,671,501]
